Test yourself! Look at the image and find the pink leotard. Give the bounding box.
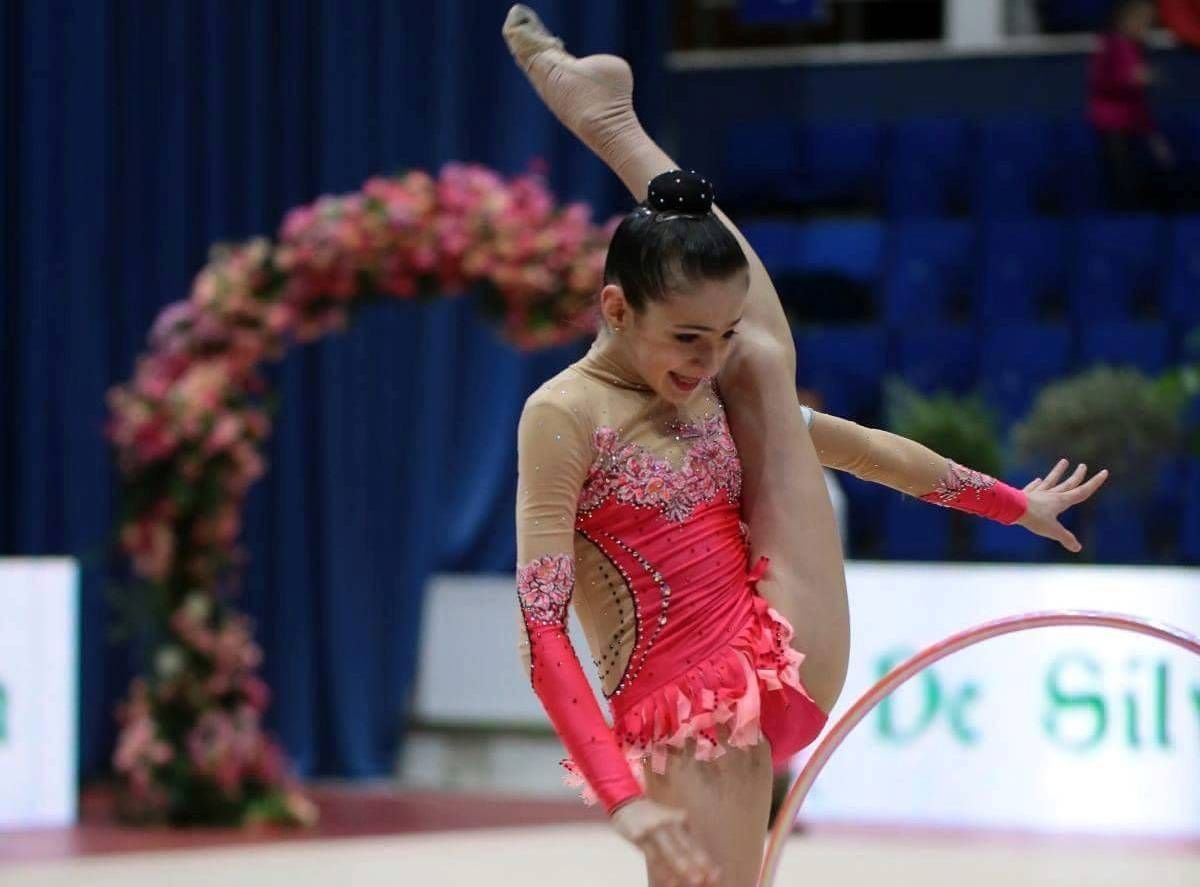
[516,351,826,814]
[515,349,1028,814]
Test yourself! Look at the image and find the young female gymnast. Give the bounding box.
[504,8,1107,885]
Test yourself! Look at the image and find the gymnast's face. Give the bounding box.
[601,272,749,405]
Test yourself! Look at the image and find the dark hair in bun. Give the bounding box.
[646,170,715,214]
[603,170,747,313]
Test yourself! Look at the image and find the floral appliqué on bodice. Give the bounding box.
[576,410,742,522]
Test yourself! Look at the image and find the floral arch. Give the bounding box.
[105,164,610,824]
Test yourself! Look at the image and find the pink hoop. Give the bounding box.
[758,610,1200,887]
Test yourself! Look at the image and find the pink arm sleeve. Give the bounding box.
[916,462,1028,525]
[515,397,644,815]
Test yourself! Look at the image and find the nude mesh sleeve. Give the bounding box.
[806,409,1027,524]
[515,397,643,815]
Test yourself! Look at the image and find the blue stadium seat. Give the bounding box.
[1180,462,1200,564]
[839,474,890,557]
[975,518,1052,562]
[979,323,1073,423]
[891,326,978,396]
[722,121,799,208]
[1092,500,1149,564]
[1078,322,1172,374]
[739,220,804,273]
[1160,110,1200,173]
[973,117,1057,218]
[1163,216,1200,329]
[977,220,1069,324]
[1068,215,1164,324]
[1145,459,1187,562]
[882,496,951,561]
[974,463,1053,561]
[1038,0,1111,32]
[743,220,884,279]
[1053,120,1105,215]
[794,220,884,282]
[795,324,888,422]
[792,122,885,208]
[738,0,822,23]
[886,117,972,218]
[750,221,882,323]
[881,220,974,328]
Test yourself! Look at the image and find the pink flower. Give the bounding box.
[240,675,272,712]
[243,409,271,440]
[210,505,241,546]
[213,757,242,797]
[113,717,173,772]
[135,368,174,402]
[187,710,236,771]
[226,441,266,492]
[171,361,231,418]
[210,615,263,674]
[131,418,179,464]
[250,738,286,785]
[205,671,233,697]
[150,300,197,346]
[205,413,242,454]
[113,679,175,785]
[121,519,175,582]
[265,302,296,335]
[171,595,217,654]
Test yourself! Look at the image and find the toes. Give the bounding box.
[503,10,566,70]
[504,4,536,30]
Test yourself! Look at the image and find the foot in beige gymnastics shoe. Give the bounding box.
[501,4,639,159]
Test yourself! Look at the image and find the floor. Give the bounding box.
[1,785,1196,887]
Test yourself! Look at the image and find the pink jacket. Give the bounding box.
[1088,33,1155,134]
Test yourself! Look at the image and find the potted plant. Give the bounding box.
[884,380,1005,559]
[1013,366,1185,557]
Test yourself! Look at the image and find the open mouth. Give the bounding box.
[668,372,702,393]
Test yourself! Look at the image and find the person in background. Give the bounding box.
[1088,0,1176,210]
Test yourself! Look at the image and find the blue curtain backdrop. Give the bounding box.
[0,0,667,779]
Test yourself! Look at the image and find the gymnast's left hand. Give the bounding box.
[1015,459,1109,553]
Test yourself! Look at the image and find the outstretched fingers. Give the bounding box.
[1056,462,1091,492]
[1055,523,1083,553]
[1063,468,1109,506]
[1040,458,1071,490]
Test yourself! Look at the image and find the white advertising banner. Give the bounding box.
[418,573,610,724]
[0,558,79,828]
[795,562,1200,836]
[417,563,1200,836]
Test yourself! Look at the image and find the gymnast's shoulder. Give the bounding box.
[518,367,595,444]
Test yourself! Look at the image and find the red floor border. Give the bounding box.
[3,784,1196,866]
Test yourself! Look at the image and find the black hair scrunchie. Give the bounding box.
[645,169,715,215]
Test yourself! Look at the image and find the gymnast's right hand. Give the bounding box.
[610,797,722,886]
